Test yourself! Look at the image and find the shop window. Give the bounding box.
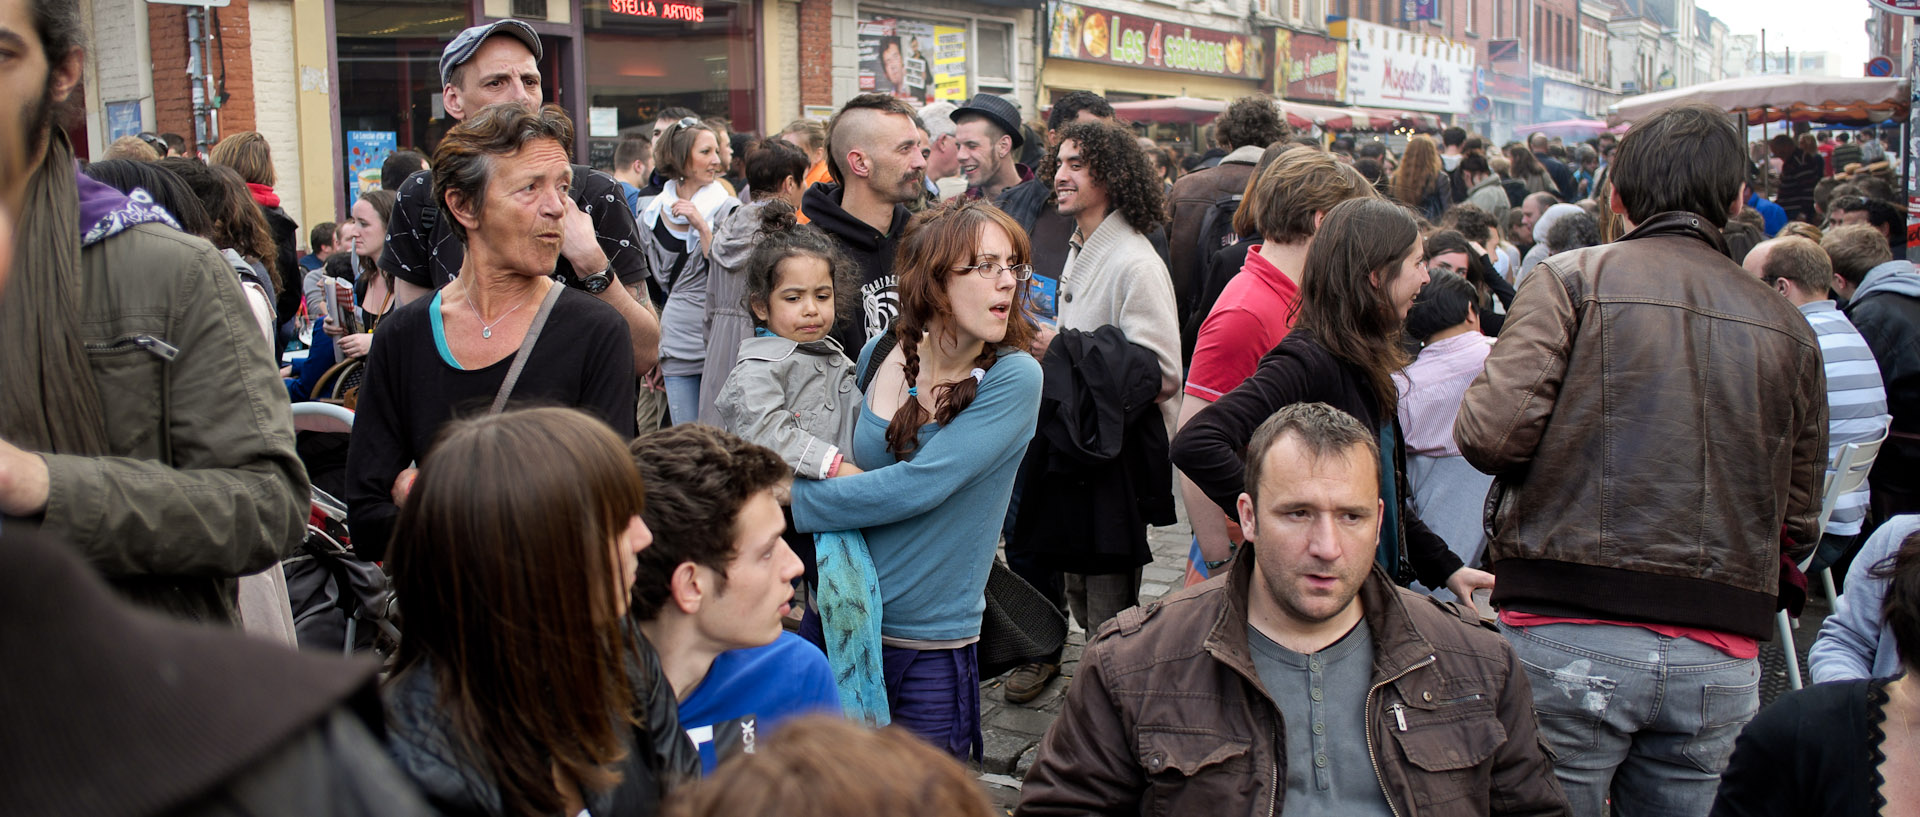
[975,21,1014,90]
[334,0,468,159]
[512,0,548,18]
[856,10,1016,103]
[581,0,758,144]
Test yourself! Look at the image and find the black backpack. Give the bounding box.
[1191,192,1244,279]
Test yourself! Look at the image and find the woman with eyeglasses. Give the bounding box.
[639,116,741,426]
[787,200,1042,761]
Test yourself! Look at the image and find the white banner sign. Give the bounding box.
[1341,19,1474,114]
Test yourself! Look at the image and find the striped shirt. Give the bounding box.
[1800,301,1892,536]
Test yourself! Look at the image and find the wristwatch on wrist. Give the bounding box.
[577,265,613,294]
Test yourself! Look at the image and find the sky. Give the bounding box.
[1696,0,1877,74]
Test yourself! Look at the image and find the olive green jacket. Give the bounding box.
[39,223,308,624]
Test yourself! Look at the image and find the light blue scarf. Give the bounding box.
[814,529,889,725]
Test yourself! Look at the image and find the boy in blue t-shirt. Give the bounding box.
[629,425,841,773]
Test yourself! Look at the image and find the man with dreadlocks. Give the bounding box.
[0,0,308,626]
[1000,120,1182,705]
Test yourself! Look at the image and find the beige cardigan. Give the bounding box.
[1059,210,1184,437]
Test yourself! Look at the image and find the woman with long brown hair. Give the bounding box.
[1171,197,1496,606]
[788,200,1042,761]
[1391,134,1453,221]
[211,131,301,323]
[1505,143,1554,194]
[383,407,697,816]
[329,188,397,360]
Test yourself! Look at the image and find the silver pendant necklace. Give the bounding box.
[468,293,528,339]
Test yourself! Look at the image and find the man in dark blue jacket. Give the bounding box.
[1529,132,1578,201]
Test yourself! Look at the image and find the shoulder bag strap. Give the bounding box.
[489,283,565,415]
[857,331,900,393]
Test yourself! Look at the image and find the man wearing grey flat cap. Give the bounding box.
[381,19,660,373]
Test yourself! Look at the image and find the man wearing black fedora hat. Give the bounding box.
[953,93,1033,203]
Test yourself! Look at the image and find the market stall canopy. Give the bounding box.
[1101,96,1444,130]
[1607,75,1911,126]
[1271,101,1440,131]
[1107,97,1227,125]
[1515,119,1629,139]
[1348,105,1443,129]
[1277,100,1393,130]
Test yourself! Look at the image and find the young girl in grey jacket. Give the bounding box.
[712,201,886,724]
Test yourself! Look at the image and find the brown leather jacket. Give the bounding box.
[1167,147,1261,310]
[1456,211,1828,640]
[1016,552,1569,817]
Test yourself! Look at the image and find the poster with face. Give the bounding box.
[859,16,938,103]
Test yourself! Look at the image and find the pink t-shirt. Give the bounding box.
[1184,248,1301,402]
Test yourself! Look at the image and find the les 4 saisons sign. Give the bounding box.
[1047,2,1263,80]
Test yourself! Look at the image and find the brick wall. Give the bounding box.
[799,0,833,108]
[149,4,192,141]
[148,0,258,151]
[1531,0,1580,73]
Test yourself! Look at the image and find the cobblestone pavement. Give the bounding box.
[971,504,1837,812]
[975,513,1194,810]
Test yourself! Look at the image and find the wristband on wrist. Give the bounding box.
[1203,544,1237,572]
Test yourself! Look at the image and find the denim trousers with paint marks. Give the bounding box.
[1497,621,1759,817]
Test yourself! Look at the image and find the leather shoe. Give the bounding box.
[1002,661,1058,704]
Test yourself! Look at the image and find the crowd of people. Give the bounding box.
[7,2,1920,814]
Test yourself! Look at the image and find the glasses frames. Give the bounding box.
[955,262,1035,281]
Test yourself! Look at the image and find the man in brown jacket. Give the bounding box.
[1455,102,1828,817]
[1019,403,1567,817]
[1166,94,1289,320]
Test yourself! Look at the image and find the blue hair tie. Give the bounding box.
[908,387,918,396]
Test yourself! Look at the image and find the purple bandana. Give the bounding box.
[77,168,180,247]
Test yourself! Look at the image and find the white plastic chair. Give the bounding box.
[1779,424,1889,690]
[291,400,355,434]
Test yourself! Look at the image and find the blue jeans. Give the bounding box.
[664,374,701,426]
[1499,621,1759,817]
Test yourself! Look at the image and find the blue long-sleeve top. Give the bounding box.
[790,339,1041,642]
[1809,514,1920,683]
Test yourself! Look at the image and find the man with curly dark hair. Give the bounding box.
[998,121,1183,706]
[1167,95,1289,324]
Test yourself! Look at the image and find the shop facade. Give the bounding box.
[1269,28,1347,105]
[828,0,1038,117]
[1333,17,1474,122]
[1039,0,1264,136]
[331,0,765,208]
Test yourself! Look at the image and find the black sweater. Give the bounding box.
[802,182,911,353]
[345,287,636,561]
[1710,678,1887,817]
[1168,329,1466,589]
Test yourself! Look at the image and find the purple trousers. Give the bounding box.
[800,604,982,761]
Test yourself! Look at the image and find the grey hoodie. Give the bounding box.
[1854,258,1920,302]
[696,199,774,425]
